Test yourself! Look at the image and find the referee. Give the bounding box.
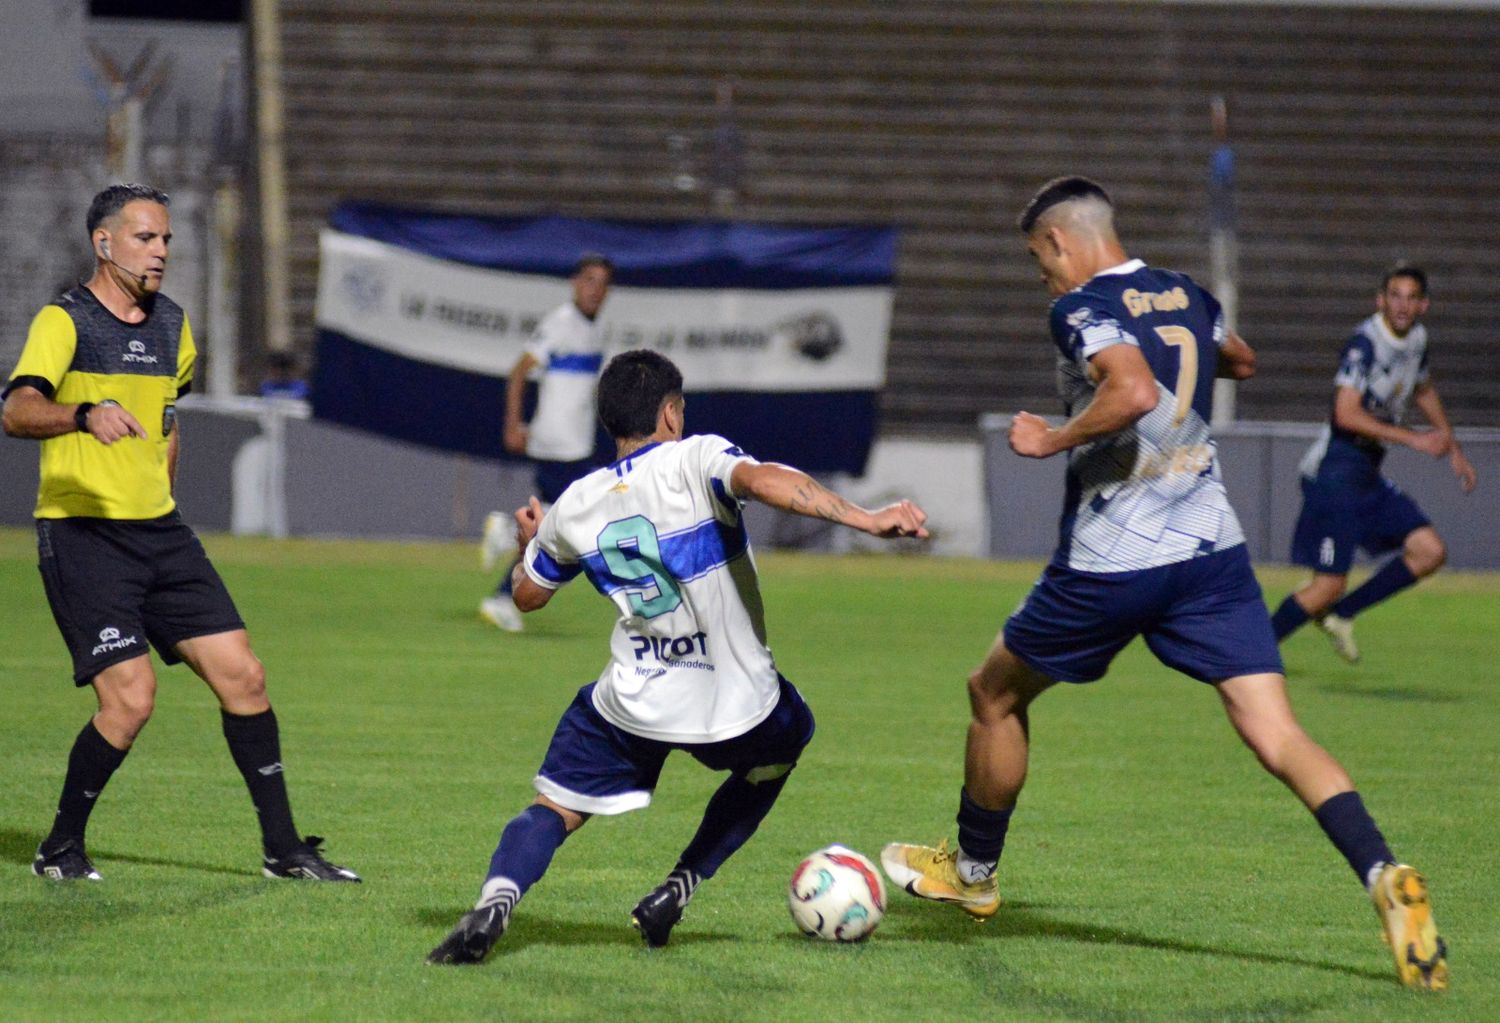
[2,183,359,883]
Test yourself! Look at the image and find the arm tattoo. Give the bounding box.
[788,480,855,524]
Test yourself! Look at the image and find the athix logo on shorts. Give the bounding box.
[92,626,140,656]
[123,339,159,364]
[1319,537,1337,568]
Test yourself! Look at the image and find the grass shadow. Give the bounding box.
[1,827,256,879]
[882,901,1389,984]
[0,827,39,866]
[413,905,736,952]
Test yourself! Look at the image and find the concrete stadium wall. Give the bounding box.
[4,404,1490,568]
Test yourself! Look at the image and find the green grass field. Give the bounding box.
[1,527,1496,1022]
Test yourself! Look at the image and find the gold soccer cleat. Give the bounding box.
[1317,613,1361,664]
[880,839,999,920]
[1371,863,1448,992]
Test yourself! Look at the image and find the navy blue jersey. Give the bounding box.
[1299,314,1430,482]
[1046,260,1244,572]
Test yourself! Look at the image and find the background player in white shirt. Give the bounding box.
[1268,265,1477,663]
[431,349,928,964]
[479,254,613,631]
[881,178,1446,991]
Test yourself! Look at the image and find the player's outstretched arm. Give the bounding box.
[1010,343,1158,458]
[730,461,929,539]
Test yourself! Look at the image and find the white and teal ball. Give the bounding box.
[788,845,886,942]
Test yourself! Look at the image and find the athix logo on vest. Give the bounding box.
[123,340,159,364]
[92,626,140,656]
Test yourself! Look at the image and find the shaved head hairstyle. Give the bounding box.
[1018,176,1113,235]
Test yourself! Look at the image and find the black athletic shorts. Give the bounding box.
[36,512,245,686]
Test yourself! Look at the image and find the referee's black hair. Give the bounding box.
[574,252,615,277]
[1017,176,1112,234]
[1381,261,1428,297]
[598,349,683,440]
[86,183,171,236]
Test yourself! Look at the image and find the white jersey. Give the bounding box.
[524,302,604,461]
[522,433,779,743]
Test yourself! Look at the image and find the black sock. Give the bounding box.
[221,708,301,857]
[1313,790,1394,885]
[43,719,128,851]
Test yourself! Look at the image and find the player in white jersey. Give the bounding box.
[1268,264,1477,663]
[881,178,1446,991]
[430,349,928,964]
[479,254,613,632]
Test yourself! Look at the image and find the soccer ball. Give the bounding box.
[787,845,886,941]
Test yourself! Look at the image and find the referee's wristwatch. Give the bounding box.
[75,399,119,433]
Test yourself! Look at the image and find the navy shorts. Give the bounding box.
[533,675,815,815]
[36,513,245,686]
[1004,544,1283,684]
[535,457,597,505]
[1289,474,1429,574]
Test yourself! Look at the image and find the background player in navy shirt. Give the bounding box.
[881,178,1447,991]
[1269,265,1477,662]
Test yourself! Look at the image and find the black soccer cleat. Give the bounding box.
[630,883,685,949]
[33,839,102,881]
[262,835,361,882]
[427,905,506,965]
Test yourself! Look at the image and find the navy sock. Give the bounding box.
[485,804,570,897]
[222,708,301,857]
[677,769,793,881]
[1334,558,1418,620]
[496,556,519,597]
[1313,791,1394,884]
[956,787,1013,864]
[44,719,128,851]
[1270,594,1312,640]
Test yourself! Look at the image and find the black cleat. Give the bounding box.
[631,883,685,949]
[427,905,506,965]
[262,835,361,882]
[33,839,102,881]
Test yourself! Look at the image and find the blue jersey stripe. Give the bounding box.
[580,517,748,598]
[532,547,584,585]
[548,352,604,373]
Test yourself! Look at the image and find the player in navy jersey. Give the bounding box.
[428,350,928,964]
[881,178,1446,990]
[1269,265,1477,663]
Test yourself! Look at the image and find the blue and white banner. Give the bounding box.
[312,204,896,473]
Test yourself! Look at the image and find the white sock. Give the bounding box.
[1366,862,1391,893]
[956,850,997,885]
